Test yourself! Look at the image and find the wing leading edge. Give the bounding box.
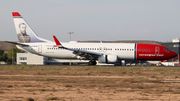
[53,35,102,59]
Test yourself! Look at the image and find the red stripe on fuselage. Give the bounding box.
[136,43,170,60]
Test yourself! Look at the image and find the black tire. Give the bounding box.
[88,61,93,65]
[92,60,97,65]
[88,60,97,65]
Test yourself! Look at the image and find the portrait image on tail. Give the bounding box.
[12,12,49,43]
[17,23,31,43]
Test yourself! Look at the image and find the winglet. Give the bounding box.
[53,35,62,46]
[12,12,21,18]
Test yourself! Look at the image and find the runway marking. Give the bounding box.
[161,81,180,83]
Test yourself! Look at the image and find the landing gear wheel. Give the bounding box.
[88,60,97,65]
[92,60,97,65]
[88,61,93,65]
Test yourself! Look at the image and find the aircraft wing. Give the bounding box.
[5,41,29,46]
[67,48,102,59]
[53,36,102,59]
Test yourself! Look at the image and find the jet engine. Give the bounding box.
[98,55,118,63]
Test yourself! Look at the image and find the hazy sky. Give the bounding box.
[1,0,180,42]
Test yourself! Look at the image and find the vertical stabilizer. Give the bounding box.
[12,12,51,43]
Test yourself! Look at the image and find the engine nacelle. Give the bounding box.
[98,55,118,63]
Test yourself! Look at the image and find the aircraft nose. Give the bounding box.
[171,51,177,58]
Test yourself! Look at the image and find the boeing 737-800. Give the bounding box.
[7,12,177,65]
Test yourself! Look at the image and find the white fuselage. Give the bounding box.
[17,42,136,60]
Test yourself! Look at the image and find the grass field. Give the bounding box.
[0,65,180,101]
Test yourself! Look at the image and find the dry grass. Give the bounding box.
[0,65,180,101]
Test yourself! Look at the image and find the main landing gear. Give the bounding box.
[88,60,97,65]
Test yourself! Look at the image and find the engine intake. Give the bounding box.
[98,55,118,63]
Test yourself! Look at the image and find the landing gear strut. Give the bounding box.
[88,60,97,65]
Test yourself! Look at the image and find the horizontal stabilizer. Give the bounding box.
[5,41,29,46]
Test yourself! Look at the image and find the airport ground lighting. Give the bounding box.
[67,32,74,41]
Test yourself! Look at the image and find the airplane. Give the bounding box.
[6,12,177,65]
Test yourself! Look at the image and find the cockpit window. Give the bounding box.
[164,49,170,51]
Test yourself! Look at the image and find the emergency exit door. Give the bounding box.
[38,45,42,53]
